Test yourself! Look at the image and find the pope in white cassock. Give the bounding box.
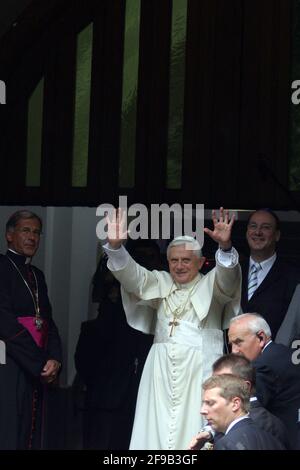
[103,208,241,450]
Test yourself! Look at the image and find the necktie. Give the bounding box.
[248,263,261,300]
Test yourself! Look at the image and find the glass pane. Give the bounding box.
[289,0,300,190]
[166,0,188,189]
[72,23,93,187]
[119,0,141,188]
[26,78,44,187]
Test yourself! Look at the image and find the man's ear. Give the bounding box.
[6,231,13,244]
[275,230,281,243]
[231,396,241,412]
[256,330,266,344]
[244,380,252,392]
[198,257,206,271]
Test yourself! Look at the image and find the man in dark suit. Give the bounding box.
[241,209,300,337]
[229,313,300,449]
[188,354,288,450]
[213,354,289,447]
[201,374,285,450]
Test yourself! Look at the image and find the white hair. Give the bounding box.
[230,313,272,338]
[166,235,202,259]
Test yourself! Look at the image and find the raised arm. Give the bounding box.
[204,208,241,306]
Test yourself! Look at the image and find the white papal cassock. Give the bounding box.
[103,244,241,450]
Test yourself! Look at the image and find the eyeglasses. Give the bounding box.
[247,223,274,232]
[14,228,42,237]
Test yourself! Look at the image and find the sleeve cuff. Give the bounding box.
[216,246,239,267]
[102,243,130,270]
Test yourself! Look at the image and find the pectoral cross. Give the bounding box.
[35,316,43,331]
[34,300,43,330]
[169,318,179,337]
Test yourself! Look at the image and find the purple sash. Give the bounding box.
[17,316,49,349]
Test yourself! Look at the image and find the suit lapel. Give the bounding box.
[241,260,250,305]
[250,258,281,299]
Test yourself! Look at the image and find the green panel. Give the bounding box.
[289,0,300,190]
[26,78,44,187]
[166,0,188,189]
[72,23,93,187]
[119,0,141,188]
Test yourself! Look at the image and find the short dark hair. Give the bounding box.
[213,354,256,389]
[6,210,43,232]
[247,208,280,231]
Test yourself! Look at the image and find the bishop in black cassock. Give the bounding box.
[0,211,62,450]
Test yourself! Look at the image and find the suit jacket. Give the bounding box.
[253,341,300,449]
[276,284,300,347]
[250,399,289,449]
[214,417,285,450]
[241,257,300,337]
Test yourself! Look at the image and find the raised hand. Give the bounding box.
[106,208,128,249]
[203,207,235,250]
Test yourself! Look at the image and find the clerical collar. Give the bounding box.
[176,273,201,289]
[7,249,31,265]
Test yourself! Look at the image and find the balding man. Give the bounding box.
[228,313,300,449]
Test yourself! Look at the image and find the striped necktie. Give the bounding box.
[248,263,261,300]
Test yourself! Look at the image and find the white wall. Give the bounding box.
[0,206,99,386]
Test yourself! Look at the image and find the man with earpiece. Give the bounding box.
[228,313,300,450]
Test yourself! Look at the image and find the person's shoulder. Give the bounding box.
[257,342,294,368]
[215,422,251,449]
[80,318,99,332]
[250,399,282,423]
[264,341,290,356]
[0,253,11,270]
[0,253,9,263]
[234,417,254,429]
[31,264,46,278]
